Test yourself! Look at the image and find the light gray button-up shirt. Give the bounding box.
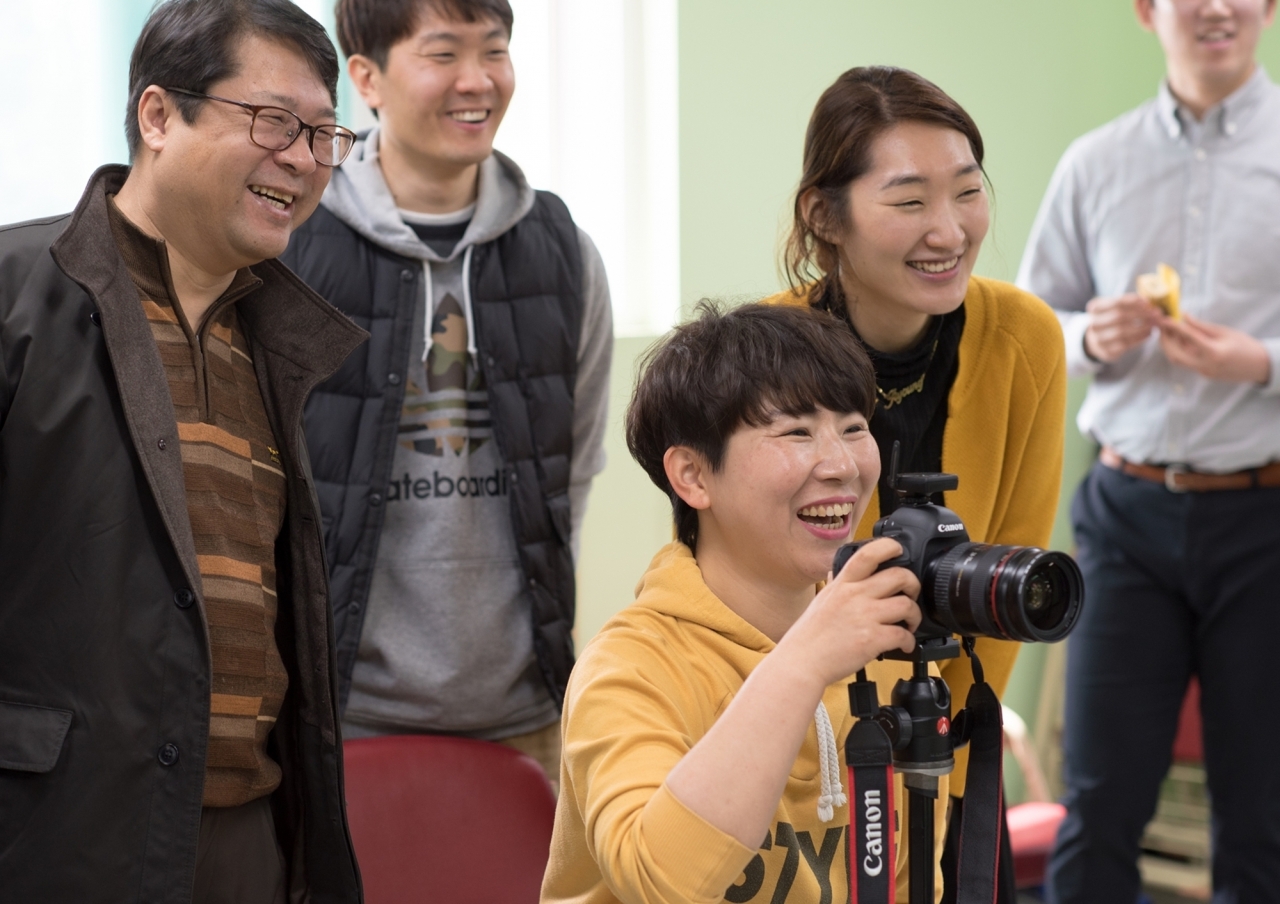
[1018,67,1280,472]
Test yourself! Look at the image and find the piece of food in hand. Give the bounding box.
[1135,263,1181,319]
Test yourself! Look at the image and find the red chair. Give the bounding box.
[1172,676,1203,764]
[343,734,557,904]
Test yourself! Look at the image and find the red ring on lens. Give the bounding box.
[987,548,1019,638]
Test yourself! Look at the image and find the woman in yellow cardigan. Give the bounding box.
[768,66,1067,899]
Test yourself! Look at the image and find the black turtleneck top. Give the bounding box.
[846,306,966,515]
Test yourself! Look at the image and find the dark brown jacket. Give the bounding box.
[0,166,367,903]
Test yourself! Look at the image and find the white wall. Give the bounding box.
[497,0,680,336]
[0,0,116,224]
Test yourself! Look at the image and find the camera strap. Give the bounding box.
[952,638,1004,904]
[844,642,1004,904]
[846,674,897,904]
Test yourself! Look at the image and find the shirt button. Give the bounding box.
[174,589,195,609]
[401,269,414,283]
[387,373,401,385]
[1188,206,1201,218]
[157,743,180,766]
[1174,384,1185,395]
[369,492,383,506]
[157,438,167,450]
[1225,122,1237,136]
[1194,148,1207,161]
[89,310,102,326]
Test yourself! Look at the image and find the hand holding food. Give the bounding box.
[1135,263,1181,320]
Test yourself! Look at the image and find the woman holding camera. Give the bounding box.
[770,65,1068,899]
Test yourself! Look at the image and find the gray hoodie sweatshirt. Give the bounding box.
[321,128,612,739]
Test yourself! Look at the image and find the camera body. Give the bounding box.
[834,471,1083,646]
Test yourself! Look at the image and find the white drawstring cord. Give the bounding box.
[421,260,435,362]
[815,701,847,822]
[460,245,478,358]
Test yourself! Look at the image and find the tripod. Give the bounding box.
[847,636,1002,904]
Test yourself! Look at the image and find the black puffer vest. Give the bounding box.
[282,193,583,709]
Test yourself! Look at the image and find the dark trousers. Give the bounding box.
[193,795,287,904]
[1047,463,1280,904]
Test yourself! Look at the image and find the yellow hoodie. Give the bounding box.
[542,542,947,904]
[769,276,1067,796]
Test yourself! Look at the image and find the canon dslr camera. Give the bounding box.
[834,471,1083,646]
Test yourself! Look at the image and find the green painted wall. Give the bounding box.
[575,1,1280,803]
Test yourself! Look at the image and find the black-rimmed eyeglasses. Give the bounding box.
[165,87,357,167]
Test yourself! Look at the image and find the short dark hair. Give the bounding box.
[125,0,340,158]
[626,302,877,552]
[335,0,514,69]
[785,66,986,316]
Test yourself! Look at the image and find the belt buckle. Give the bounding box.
[1164,463,1189,493]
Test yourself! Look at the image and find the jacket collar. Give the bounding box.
[53,164,366,384]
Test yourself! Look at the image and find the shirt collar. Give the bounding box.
[1156,65,1271,141]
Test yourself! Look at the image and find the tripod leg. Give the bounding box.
[906,778,939,904]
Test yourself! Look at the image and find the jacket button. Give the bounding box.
[157,743,180,766]
[400,269,414,282]
[369,492,383,506]
[387,373,401,386]
[349,601,362,615]
[528,578,538,590]
[89,310,101,326]
[157,438,167,450]
[486,355,496,368]
[174,589,195,609]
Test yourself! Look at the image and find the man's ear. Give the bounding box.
[347,54,384,112]
[135,86,175,154]
[1133,0,1156,32]
[663,446,713,512]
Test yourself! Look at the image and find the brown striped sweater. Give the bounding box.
[107,199,288,807]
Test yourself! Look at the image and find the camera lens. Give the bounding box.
[929,543,1083,643]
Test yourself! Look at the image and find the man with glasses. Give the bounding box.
[281,0,613,787]
[0,1,364,901]
[1019,1,1280,902]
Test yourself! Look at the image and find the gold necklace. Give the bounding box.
[875,340,938,411]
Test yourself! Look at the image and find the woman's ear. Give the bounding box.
[663,446,712,512]
[800,187,839,244]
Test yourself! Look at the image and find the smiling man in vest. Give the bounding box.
[0,1,364,901]
[281,0,612,781]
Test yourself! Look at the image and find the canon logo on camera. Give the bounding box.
[937,522,966,533]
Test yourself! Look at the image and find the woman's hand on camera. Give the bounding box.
[779,537,922,690]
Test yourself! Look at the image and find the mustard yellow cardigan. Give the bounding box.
[769,276,1067,795]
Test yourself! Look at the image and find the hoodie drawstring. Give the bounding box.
[421,260,435,362]
[815,701,847,822]
[460,244,478,359]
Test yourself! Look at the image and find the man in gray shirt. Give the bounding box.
[1018,2,1279,901]
[281,0,612,784]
